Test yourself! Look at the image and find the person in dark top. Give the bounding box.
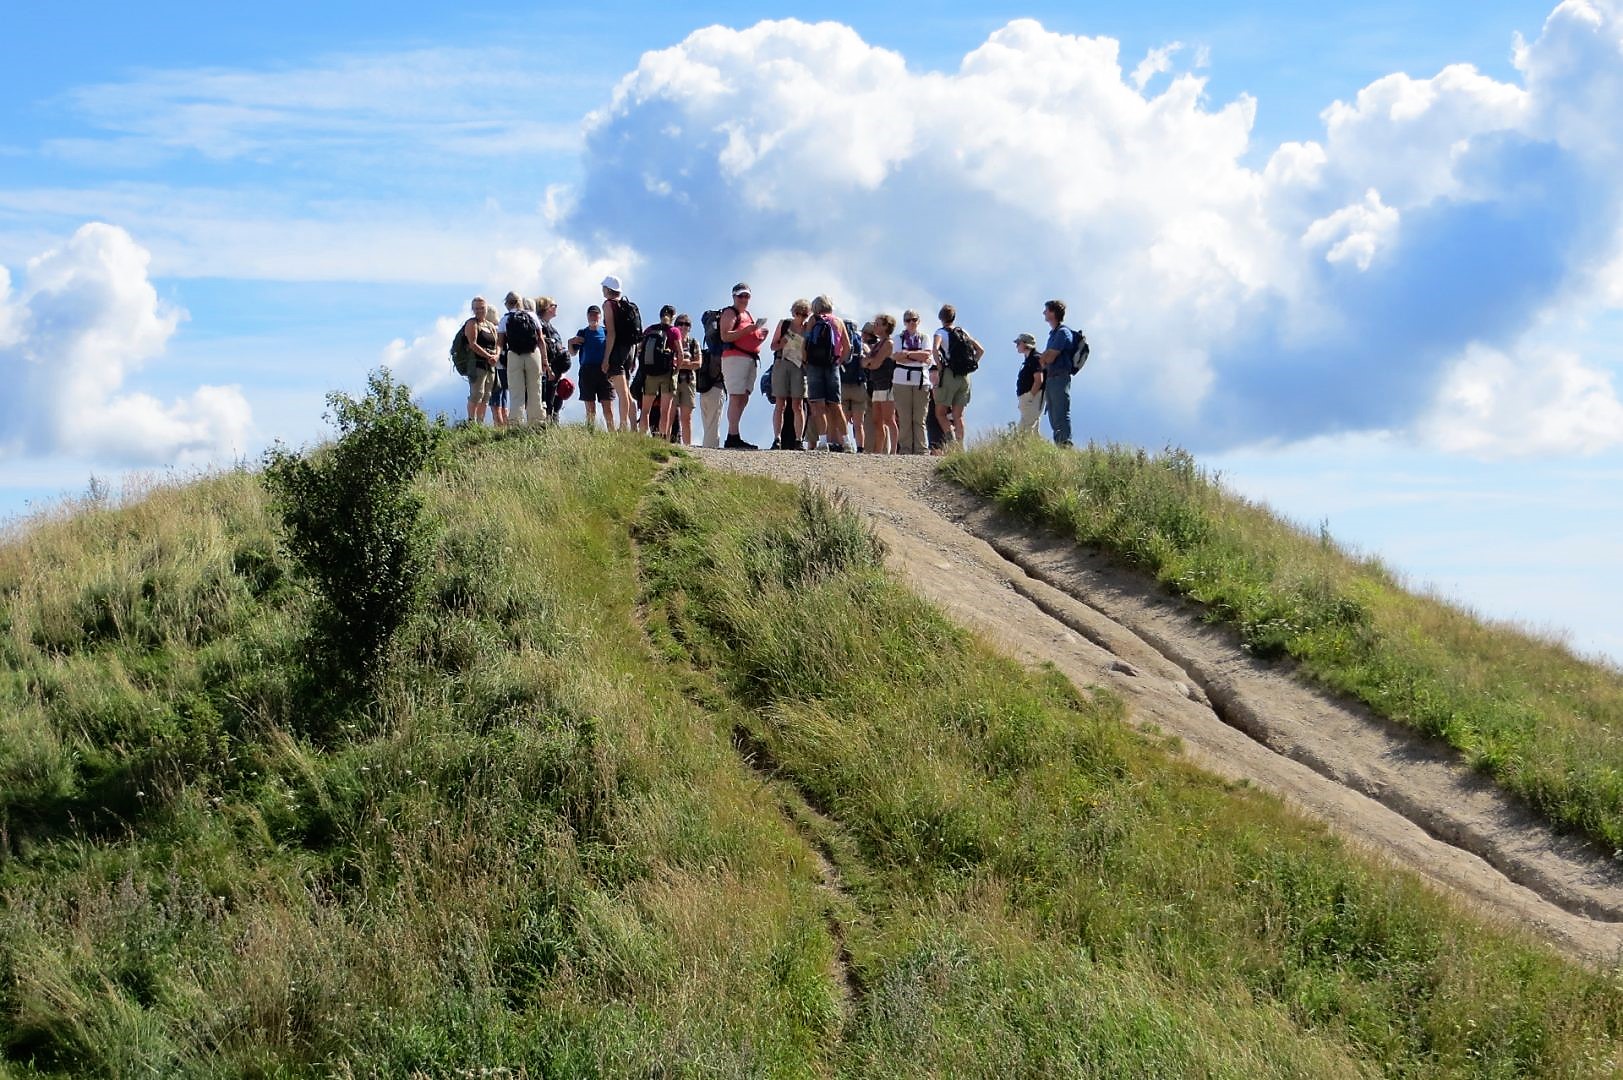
[1013,332,1044,434]
[462,296,500,425]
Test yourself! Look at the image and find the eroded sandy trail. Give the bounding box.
[693,448,1623,965]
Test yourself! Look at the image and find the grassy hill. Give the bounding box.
[2,423,1621,1077]
[944,435,1623,854]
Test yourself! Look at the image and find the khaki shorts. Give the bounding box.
[869,388,894,403]
[467,363,494,405]
[841,385,869,415]
[643,372,676,398]
[937,370,972,410]
[721,353,757,397]
[771,360,807,399]
[675,378,696,408]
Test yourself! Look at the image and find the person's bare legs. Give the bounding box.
[657,393,676,438]
[610,373,632,430]
[727,393,749,438]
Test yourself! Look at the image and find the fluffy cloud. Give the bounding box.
[1422,343,1623,456]
[0,224,252,465]
[557,4,1623,455]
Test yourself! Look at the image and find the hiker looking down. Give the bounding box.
[769,299,811,449]
[569,305,614,430]
[696,309,728,448]
[536,296,569,423]
[601,275,640,432]
[719,282,769,450]
[463,296,500,425]
[840,315,870,452]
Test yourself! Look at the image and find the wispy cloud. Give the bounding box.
[48,48,580,167]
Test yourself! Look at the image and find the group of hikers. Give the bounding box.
[452,277,1089,451]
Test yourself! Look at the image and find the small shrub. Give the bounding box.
[263,370,442,699]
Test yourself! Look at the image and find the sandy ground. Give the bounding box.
[693,447,1623,966]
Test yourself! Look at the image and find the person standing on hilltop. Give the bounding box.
[535,296,569,423]
[933,303,984,449]
[498,292,548,429]
[893,310,933,454]
[462,296,500,425]
[1038,299,1079,447]
[719,282,769,450]
[600,275,640,432]
[569,304,615,430]
[638,304,681,439]
[864,315,899,455]
[1013,332,1045,434]
[769,299,812,450]
[673,312,701,446]
[804,295,850,452]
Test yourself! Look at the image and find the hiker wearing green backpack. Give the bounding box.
[933,304,984,448]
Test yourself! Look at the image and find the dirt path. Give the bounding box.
[694,448,1623,966]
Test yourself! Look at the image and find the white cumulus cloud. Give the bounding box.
[0,224,252,465]
[1423,343,1623,457]
[555,4,1623,454]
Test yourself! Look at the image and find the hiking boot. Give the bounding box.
[769,438,781,450]
[724,434,758,451]
[827,442,848,453]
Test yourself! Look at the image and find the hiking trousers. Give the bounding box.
[1044,370,1073,446]
[1016,389,1044,434]
[508,351,547,428]
[699,386,725,449]
[894,382,931,455]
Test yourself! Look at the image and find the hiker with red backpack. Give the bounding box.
[600,275,641,432]
[498,292,548,429]
[933,304,984,448]
[638,305,682,439]
[718,283,769,450]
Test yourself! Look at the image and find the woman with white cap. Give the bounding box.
[600,274,636,431]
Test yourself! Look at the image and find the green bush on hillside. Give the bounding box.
[264,370,442,703]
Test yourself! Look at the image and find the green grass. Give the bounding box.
[942,433,1623,854]
[1,426,1620,1076]
[636,462,1623,1077]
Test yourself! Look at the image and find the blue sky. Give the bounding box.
[3,1,1622,662]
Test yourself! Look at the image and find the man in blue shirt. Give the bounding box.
[1038,298,1076,447]
[568,304,614,430]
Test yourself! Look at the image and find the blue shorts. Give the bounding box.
[489,365,509,408]
[805,364,840,404]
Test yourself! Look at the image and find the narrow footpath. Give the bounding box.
[695,448,1623,966]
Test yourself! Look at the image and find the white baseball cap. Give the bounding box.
[600,274,622,292]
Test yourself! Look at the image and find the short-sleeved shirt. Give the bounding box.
[498,310,540,349]
[1046,325,1076,376]
[576,325,607,368]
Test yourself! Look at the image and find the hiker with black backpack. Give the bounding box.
[804,295,850,452]
[637,305,681,438]
[933,304,984,448]
[457,296,500,425]
[893,310,933,455]
[600,275,641,432]
[696,309,728,448]
[498,292,549,429]
[840,315,870,452]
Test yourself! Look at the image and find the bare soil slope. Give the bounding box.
[695,448,1623,964]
